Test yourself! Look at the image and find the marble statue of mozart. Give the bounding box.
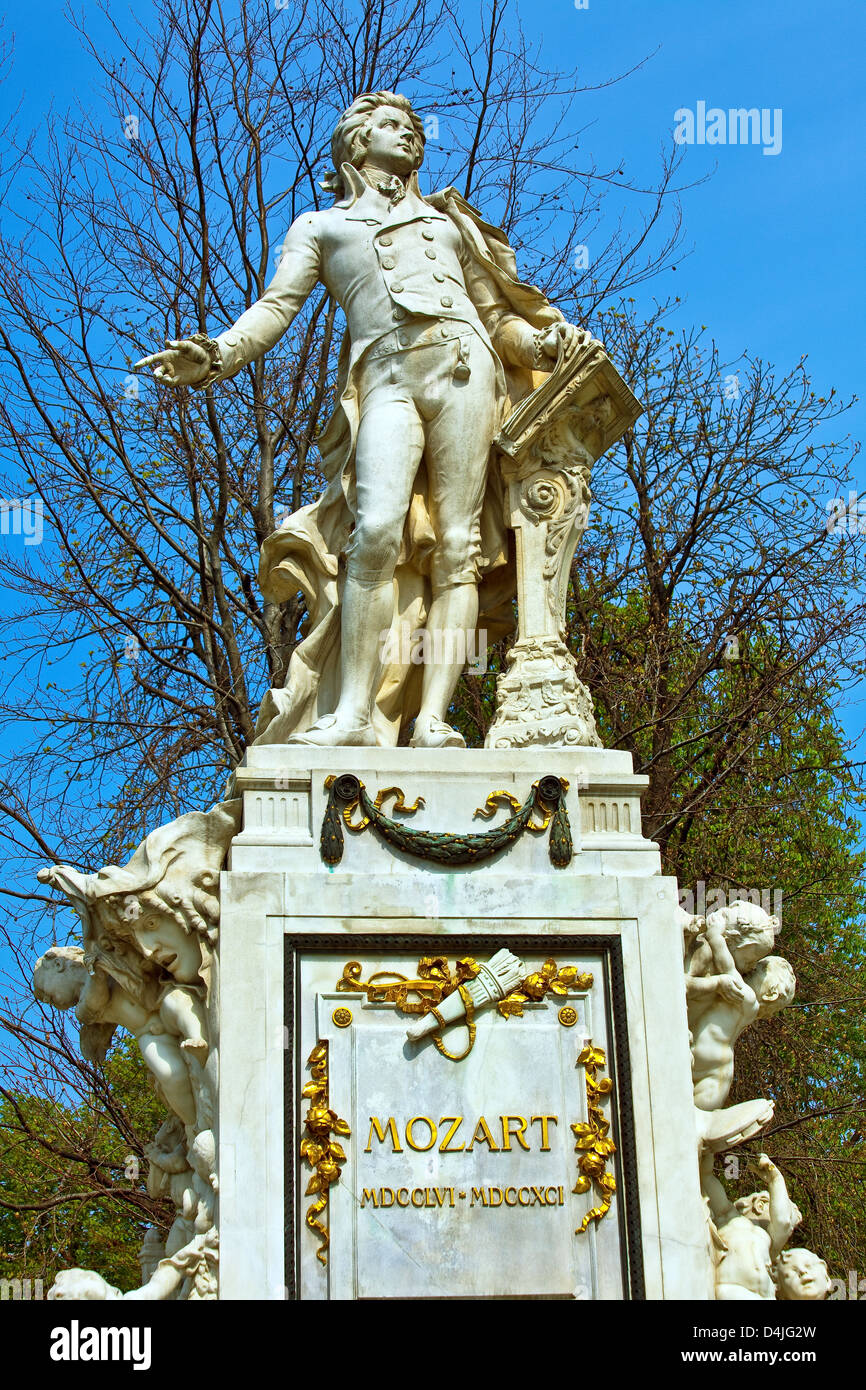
[137,91,593,748]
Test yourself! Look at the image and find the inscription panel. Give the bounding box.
[293,943,632,1300]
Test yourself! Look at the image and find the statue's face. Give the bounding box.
[361,105,419,175]
[132,915,202,984]
[35,957,82,1010]
[49,1268,120,1300]
[727,925,774,971]
[776,1250,830,1300]
[739,1190,770,1223]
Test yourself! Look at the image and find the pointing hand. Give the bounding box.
[134,338,211,387]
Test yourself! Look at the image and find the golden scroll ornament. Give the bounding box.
[336,954,593,1060]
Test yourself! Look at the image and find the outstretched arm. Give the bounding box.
[209,214,322,381]
[700,1150,732,1221]
[758,1155,801,1256]
[705,924,739,978]
[136,214,321,387]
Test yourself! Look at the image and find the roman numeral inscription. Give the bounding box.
[360,1185,566,1209]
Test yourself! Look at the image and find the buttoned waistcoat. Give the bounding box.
[213,179,523,385]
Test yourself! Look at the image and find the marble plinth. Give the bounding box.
[217,746,711,1300]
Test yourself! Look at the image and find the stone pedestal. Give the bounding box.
[484,338,642,750]
[217,745,711,1300]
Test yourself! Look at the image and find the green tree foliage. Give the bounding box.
[674,698,866,1278]
[0,1037,171,1288]
[0,0,862,1291]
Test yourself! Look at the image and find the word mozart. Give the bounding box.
[360,1185,567,1209]
[364,1114,560,1154]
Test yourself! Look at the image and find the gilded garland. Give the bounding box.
[572,1043,617,1233]
[320,774,573,868]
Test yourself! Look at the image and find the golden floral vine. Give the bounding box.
[496,958,594,1018]
[300,1042,351,1265]
[572,1042,617,1233]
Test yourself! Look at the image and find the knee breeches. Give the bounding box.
[345,329,499,590]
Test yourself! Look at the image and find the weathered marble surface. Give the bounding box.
[683,904,827,1299]
[218,745,712,1300]
[308,960,609,1300]
[36,800,239,1300]
[227,744,656,877]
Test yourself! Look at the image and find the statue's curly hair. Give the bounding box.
[321,91,425,196]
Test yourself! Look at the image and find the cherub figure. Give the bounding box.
[702,1151,801,1300]
[33,945,207,1127]
[774,1248,831,1301]
[48,1230,218,1301]
[685,904,794,1149]
[689,948,796,1113]
[146,1117,215,1256]
[685,899,778,981]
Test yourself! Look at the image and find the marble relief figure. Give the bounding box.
[35,801,240,1299]
[684,903,828,1300]
[137,91,598,750]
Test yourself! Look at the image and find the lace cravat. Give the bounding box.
[363,170,406,208]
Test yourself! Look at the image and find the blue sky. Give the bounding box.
[2,0,864,768]
[7,0,862,434]
[521,0,866,746]
[529,0,863,411]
